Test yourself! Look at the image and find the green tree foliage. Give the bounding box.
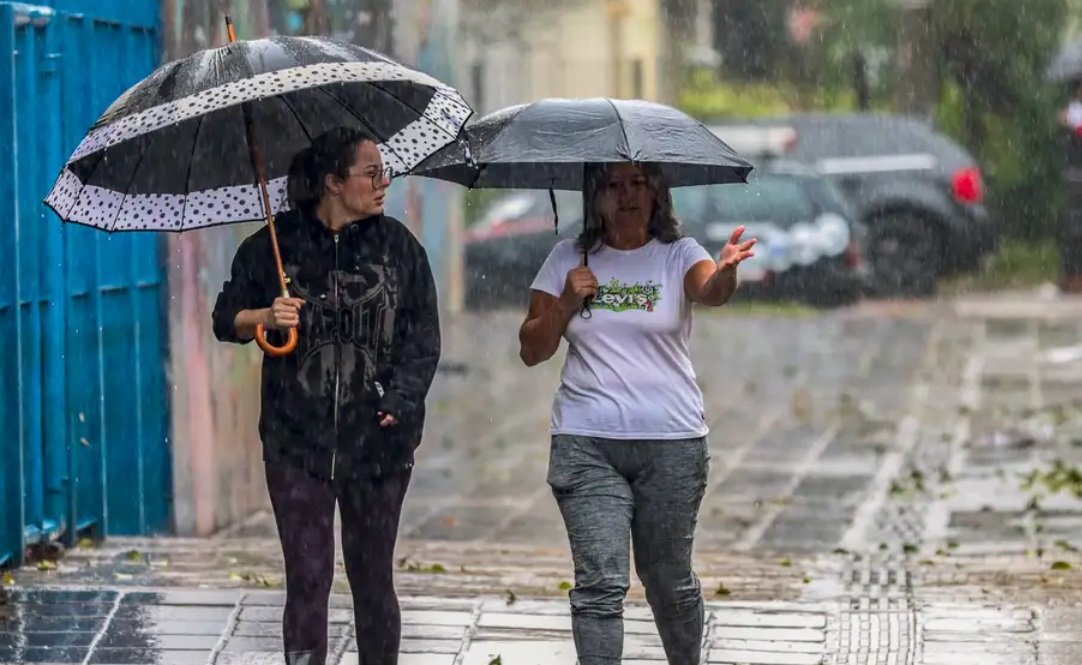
[932,0,1068,238]
[701,0,1071,238]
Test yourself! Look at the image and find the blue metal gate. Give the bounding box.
[0,0,169,567]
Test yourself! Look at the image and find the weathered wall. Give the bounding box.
[162,1,267,537]
[162,0,465,535]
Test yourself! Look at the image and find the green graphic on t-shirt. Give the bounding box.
[594,278,662,312]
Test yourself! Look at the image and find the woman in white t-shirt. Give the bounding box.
[518,162,756,665]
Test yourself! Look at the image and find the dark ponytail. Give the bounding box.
[286,126,381,214]
[287,146,316,213]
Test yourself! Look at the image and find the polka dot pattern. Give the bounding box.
[377,90,473,175]
[47,168,290,232]
[70,61,471,163]
[43,167,83,218]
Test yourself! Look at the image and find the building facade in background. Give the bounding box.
[459,0,713,114]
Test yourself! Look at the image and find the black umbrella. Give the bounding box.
[410,97,753,190]
[411,97,752,317]
[44,17,472,356]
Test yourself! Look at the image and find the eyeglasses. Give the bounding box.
[348,166,393,188]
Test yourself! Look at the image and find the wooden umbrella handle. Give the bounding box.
[227,15,299,357]
[255,323,298,357]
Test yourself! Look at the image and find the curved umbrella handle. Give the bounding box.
[254,325,298,357]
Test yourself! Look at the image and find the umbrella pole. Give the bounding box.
[226,15,298,357]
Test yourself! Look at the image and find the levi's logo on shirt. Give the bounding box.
[594,278,662,313]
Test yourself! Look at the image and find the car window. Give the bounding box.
[795,175,858,220]
[788,118,934,158]
[672,185,712,220]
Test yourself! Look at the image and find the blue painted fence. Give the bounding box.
[0,0,170,567]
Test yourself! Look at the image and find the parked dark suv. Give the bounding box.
[712,114,995,296]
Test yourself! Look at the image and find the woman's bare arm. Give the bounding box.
[518,291,577,367]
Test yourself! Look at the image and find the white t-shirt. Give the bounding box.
[530,237,715,440]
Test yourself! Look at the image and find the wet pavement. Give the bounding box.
[5,290,1082,664]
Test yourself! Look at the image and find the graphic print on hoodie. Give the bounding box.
[287,261,398,404]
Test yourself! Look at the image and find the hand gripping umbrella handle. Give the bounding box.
[255,301,299,357]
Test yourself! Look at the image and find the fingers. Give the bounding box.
[722,251,756,269]
[378,412,398,427]
[729,225,746,245]
[271,297,302,329]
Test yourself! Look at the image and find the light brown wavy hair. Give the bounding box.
[577,162,683,255]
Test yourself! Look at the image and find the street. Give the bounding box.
[4,292,1082,664]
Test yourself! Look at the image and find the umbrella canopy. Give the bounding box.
[44,34,473,232]
[410,97,753,190]
[1047,38,1082,83]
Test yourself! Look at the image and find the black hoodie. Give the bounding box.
[212,209,440,480]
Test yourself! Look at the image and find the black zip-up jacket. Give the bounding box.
[212,210,440,480]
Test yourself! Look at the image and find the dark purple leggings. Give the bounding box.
[265,462,411,665]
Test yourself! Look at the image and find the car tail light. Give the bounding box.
[781,127,798,153]
[952,167,983,204]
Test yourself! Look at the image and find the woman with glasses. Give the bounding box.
[212,126,440,665]
[518,162,756,665]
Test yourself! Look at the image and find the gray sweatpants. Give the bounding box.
[547,434,710,665]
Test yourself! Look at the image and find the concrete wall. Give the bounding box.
[163,3,269,537]
[162,0,464,536]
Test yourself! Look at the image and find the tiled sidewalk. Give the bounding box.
[4,584,1082,665]
[0,588,838,665]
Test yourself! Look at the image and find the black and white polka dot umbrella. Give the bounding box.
[44,30,472,233]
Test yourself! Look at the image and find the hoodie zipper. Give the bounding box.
[332,232,340,481]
